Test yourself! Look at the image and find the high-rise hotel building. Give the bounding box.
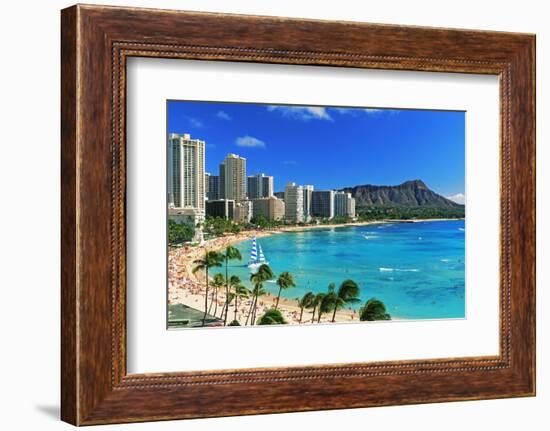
[168,133,205,212]
[247,173,274,199]
[302,185,314,222]
[205,173,220,201]
[251,197,285,221]
[284,182,304,223]
[311,190,335,219]
[334,191,356,218]
[219,153,247,202]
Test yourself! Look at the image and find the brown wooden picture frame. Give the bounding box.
[61,4,536,426]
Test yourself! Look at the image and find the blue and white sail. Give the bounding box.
[248,237,268,272]
[249,237,258,264]
[258,244,266,263]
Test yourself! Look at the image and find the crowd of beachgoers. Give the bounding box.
[167,224,363,326]
[167,218,454,327]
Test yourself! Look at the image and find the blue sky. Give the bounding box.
[167,101,465,197]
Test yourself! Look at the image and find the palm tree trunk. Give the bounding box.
[250,295,257,325]
[208,285,215,315]
[317,311,323,323]
[213,285,218,316]
[202,269,209,326]
[234,295,238,323]
[331,305,338,323]
[219,301,226,321]
[251,294,259,325]
[245,294,256,325]
[275,287,282,310]
[251,296,257,325]
[311,306,317,323]
[299,306,304,323]
[224,256,229,325]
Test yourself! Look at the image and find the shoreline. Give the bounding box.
[168,283,358,326]
[168,217,463,325]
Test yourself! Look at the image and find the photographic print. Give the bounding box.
[167,101,465,329]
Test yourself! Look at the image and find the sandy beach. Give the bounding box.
[168,226,358,325]
[168,218,461,326]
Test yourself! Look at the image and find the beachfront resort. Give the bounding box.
[167,133,465,328]
[167,132,366,328]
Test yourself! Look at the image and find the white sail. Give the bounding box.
[258,244,266,262]
[249,237,258,263]
[248,237,269,272]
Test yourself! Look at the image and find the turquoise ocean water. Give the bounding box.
[215,220,465,320]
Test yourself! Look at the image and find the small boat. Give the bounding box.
[248,237,269,272]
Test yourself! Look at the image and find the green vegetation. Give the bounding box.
[359,298,391,321]
[219,292,235,322]
[307,293,321,323]
[246,264,274,325]
[250,214,285,229]
[189,257,393,327]
[275,271,296,310]
[233,282,251,323]
[357,205,464,221]
[316,292,333,323]
[201,205,463,243]
[297,292,316,323]
[257,308,287,325]
[203,216,244,237]
[322,215,352,225]
[330,279,361,322]
[222,246,242,325]
[210,273,225,317]
[168,219,195,245]
[192,250,223,325]
[293,280,391,324]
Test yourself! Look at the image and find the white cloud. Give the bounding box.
[267,105,399,120]
[364,108,384,114]
[216,111,231,120]
[235,135,266,148]
[331,107,358,116]
[446,193,465,205]
[185,116,203,128]
[331,107,396,117]
[267,105,332,121]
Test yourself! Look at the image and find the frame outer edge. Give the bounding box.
[502,35,536,396]
[531,35,536,396]
[61,4,536,425]
[61,5,79,426]
[522,34,536,395]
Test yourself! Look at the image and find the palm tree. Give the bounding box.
[245,283,268,325]
[317,290,336,323]
[223,246,242,325]
[297,292,315,323]
[359,298,391,321]
[222,292,235,319]
[233,281,250,323]
[219,275,241,322]
[257,308,287,325]
[274,272,296,310]
[331,279,361,322]
[246,264,274,325]
[209,273,225,317]
[310,292,326,323]
[225,275,240,321]
[192,250,223,326]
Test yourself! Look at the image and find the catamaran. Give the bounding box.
[248,237,268,272]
